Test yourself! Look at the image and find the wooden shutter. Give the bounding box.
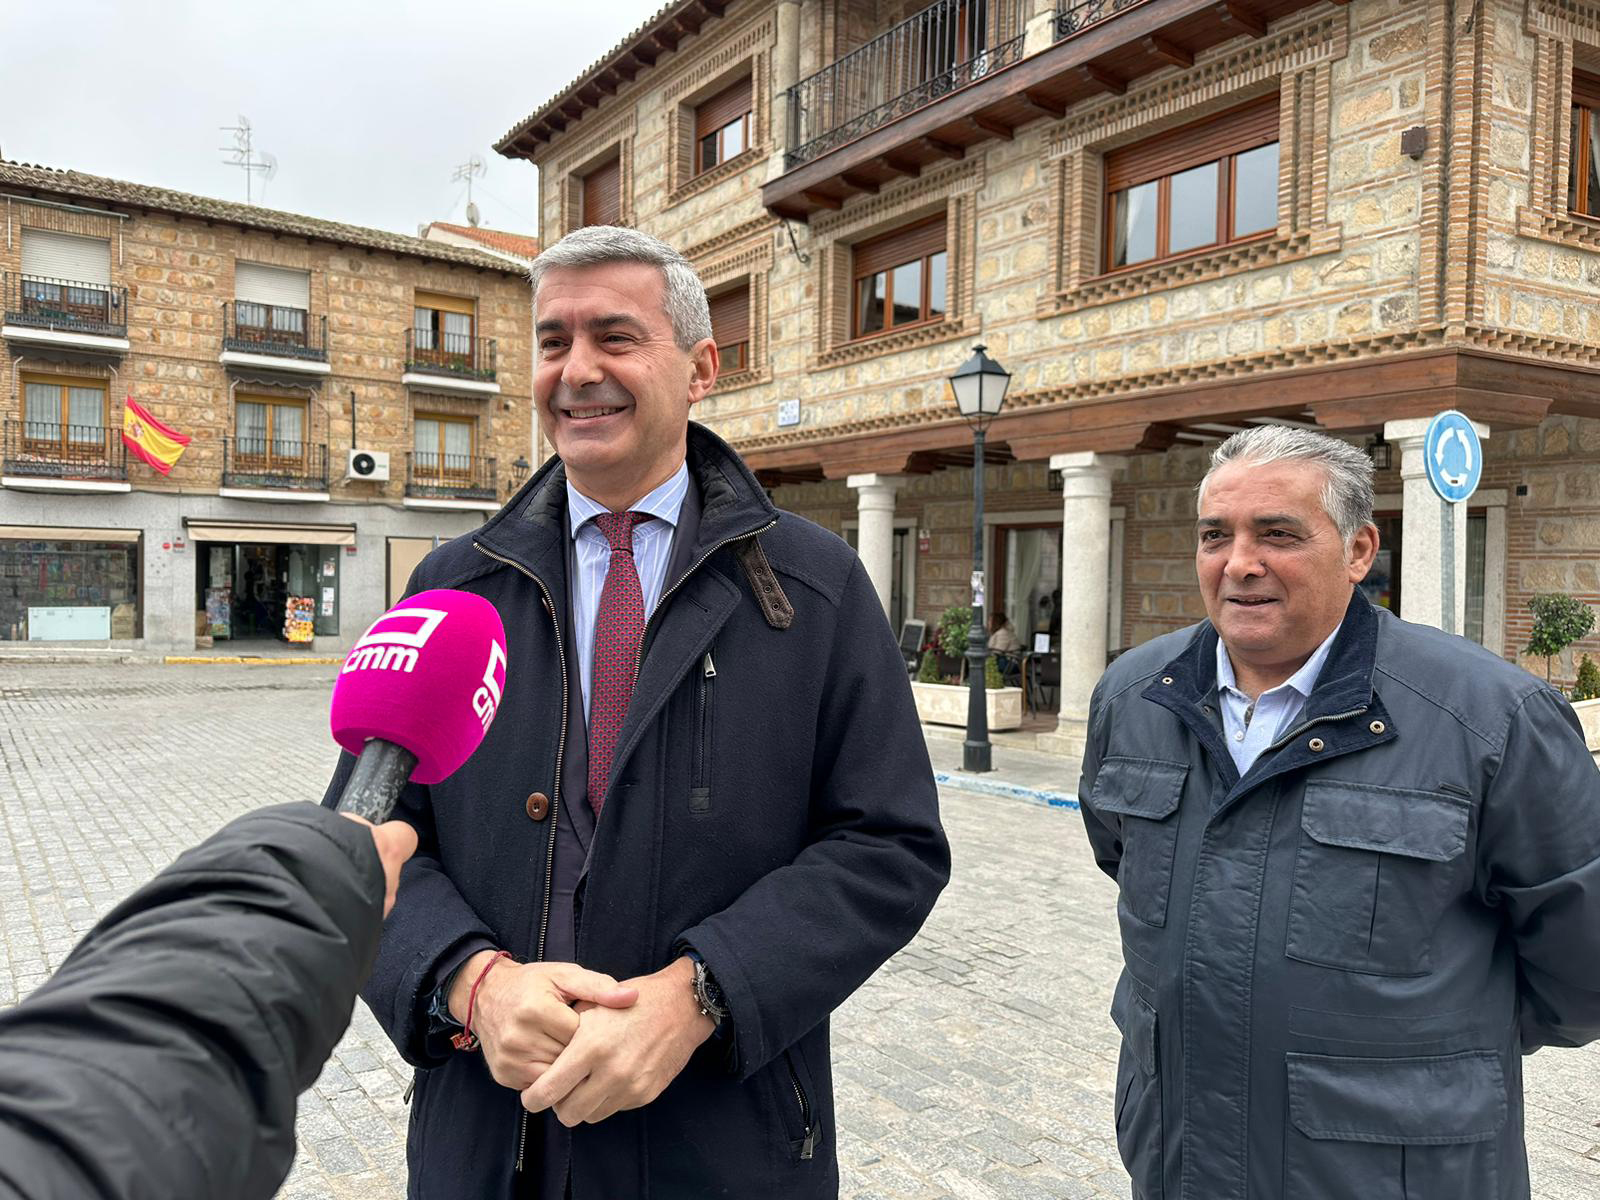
[21,230,111,285]
[1105,95,1280,191]
[235,262,311,308]
[697,75,753,139]
[583,158,622,227]
[708,283,750,346]
[853,217,946,278]
[1575,70,1600,110]
[414,291,475,316]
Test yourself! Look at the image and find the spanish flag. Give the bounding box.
[122,396,190,476]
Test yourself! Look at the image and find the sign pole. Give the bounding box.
[1422,409,1481,638]
[1441,497,1455,636]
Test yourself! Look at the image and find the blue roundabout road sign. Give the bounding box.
[1423,410,1482,504]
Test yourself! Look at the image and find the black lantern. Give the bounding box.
[947,344,1011,773]
[510,455,531,488]
[1367,434,1392,471]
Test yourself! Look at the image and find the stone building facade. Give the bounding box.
[0,160,534,653]
[496,0,1600,757]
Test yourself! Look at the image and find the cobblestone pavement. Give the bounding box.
[2,663,1597,1199]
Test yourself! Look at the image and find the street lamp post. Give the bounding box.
[948,344,1011,773]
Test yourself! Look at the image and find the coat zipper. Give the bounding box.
[473,541,569,1176]
[1262,705,1369,756]
[694,651,716,795]
[786,1054,815,1160]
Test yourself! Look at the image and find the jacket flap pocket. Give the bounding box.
[1090,757,1188,821]
[1109,976,1158,1076]
[1300,781,1469,862]
[1287,1051,1505,1144]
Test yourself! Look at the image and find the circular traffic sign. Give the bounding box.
[1423,410,1482,503]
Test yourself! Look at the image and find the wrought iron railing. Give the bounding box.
[222,436,329,490]
[2,273,128,339]
[222,301,328,361]
[405,328,498,381]
[784,0,1030,168]
[1054,0,1148,41]
[405,452,497,500]
[3,419,128,480]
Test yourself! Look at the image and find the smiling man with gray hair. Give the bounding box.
[1078,424,1600,1200]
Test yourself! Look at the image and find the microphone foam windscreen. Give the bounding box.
[330,588,508,785]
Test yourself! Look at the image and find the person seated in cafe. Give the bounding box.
[989,613,1022,680]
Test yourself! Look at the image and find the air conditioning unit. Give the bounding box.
[346,449,390,482]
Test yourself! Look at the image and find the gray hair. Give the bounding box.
[1198,425,1376,544]
[529,225,712,350]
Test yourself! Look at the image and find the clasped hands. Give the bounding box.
[449,950,716,1127]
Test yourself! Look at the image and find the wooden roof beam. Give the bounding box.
[675,10,703,35]
[802,188,843,210]
[918,136,964,160]
[968,114,1014,141]
[1078,64,1126,95]
[1218,1,1267,38]
[653,29,680,53]
[1143,34,1193,68]
[878,153,922,178]
[1018,88,1066,119]
[840,171,880,194]
[699,0,727,16]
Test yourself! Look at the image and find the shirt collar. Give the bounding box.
[567,460,690,539]
[1215,621,1342,702]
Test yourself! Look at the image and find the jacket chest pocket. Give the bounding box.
[1286,780,1471,976]
[1089,757,1189,928]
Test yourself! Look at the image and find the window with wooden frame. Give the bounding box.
[582,156,622,228]
[413,291,477,369]
[1103,95,1280,274]
[851,217,949,340]
[1570,70,1600,220]
[708,282,751,373]
[413,413,475,483]
[696,75,753,176]
[235,396,307,471]
[20,373,108,458]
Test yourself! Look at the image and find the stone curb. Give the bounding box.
[163,655,344,666]
[933,770,1080,811]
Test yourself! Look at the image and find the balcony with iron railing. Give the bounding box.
[785,0,1030,170]
[405,452,498,501]
[222,436,329,492]
[3,420,129,482]
[404,328,498,383]
[1,273,130,351]
[220,302,330,372]
[764,0,1331,219]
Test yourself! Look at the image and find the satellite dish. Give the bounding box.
[466,199,481,227]
[259,152,278,181]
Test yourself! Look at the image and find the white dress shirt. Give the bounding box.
[1215,623,1341,775]
[567,461,690,720]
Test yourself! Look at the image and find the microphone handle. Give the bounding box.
[337,738,420,823]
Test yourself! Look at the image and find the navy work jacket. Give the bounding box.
[1080,592,1600,1200]
[323,423,949,1199]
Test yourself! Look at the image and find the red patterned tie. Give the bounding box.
[588,511,652,815]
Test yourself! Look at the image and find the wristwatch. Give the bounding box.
[426,966,467,1037]
[683,949,728,1027]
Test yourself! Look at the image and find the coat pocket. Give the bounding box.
[1089,757,1188,928]
[1285,780,1470,975]
[1110,978,1163,1200]
[1284,1051,1505,1200]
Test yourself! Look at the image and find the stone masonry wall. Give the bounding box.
[0,205,532,505]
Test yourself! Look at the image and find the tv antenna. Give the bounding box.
[453,155,486,226]
[218,117,277,205]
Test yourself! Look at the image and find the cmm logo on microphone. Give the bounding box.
[342,607,447,675]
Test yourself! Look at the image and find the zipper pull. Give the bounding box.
[800,1126,815,1160]
[703,650,716,678]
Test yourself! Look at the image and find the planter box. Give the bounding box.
[1575,697,1600,759]
[911,681,1023,731]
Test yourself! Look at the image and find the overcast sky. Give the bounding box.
[0,0,664,239]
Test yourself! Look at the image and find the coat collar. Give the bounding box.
[473,421,779,591]
[1143,590,1397,811]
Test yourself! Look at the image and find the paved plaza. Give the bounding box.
[1,661,1597,1199]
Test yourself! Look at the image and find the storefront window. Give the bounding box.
[0,535,140,641]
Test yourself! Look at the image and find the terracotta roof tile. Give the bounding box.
[0,158,522,274]
[427,222,540,259]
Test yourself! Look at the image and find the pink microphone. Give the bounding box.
[329,588,508,821]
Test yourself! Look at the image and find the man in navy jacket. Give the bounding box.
[323,225,949,1198]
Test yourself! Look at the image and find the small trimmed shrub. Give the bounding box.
[1525,593,1597,684]
[1574,654,1600,702]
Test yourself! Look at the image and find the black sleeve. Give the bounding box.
[0,803,385,1200]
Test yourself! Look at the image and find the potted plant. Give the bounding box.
[909,604,1024,730]
[1572,654,1600,762]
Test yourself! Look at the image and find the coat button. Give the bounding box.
[1369,720,1386,734]
[525,792,550,821]
[1161,676,1174,685]
[1308,737,1326,752]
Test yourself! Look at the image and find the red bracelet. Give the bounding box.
[452,950,512,1052]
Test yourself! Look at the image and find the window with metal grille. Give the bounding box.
[413,413,475,481]
[235,396,307,469]
[582,157,622,227]
[708,282,751,372]
[21,374,107,456]
[851,217,948,340]
[1102,95,1280,274]
[413,291,477,367]
[697,76,753,176]
[1570,70,1600,219]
